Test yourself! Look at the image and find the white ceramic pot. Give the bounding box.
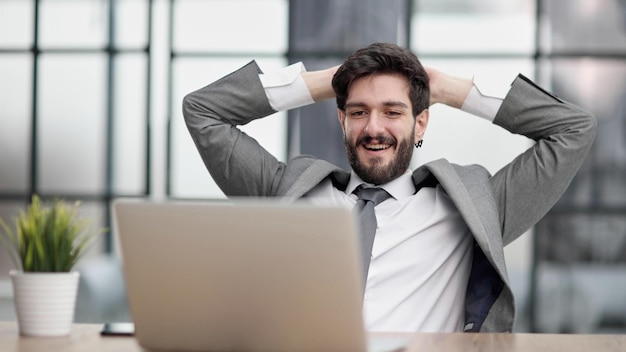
[10,270,80,337]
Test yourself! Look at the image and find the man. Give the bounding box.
[182,43,596,333]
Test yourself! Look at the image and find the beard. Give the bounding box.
[345,132,414,185]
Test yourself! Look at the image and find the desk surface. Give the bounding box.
[1,321,625,352]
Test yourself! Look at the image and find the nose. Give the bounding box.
[364,112,385,135]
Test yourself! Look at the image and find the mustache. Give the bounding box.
[357,134,396,145]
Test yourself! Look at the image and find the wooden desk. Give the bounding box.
[1,321,624,352]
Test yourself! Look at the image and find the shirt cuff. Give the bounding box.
[460,76,510,122]
[259,62,315,111]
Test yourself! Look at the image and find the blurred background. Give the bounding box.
[0,0,625,333]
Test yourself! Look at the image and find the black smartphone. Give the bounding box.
[100,322,135,336]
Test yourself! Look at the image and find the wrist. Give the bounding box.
[440,76,474,109]
[432,74,473,109]
[302,66,339,102]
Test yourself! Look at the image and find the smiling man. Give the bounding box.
[340,74,423,185]
[333,45,430,186]
[182,43,596,333]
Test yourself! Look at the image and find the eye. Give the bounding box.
[348,110,367,118]
[385,110,402,117]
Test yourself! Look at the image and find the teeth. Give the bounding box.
[365,144,390,150]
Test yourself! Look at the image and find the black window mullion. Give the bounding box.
[145,0,155,196]
[29,0,41,203]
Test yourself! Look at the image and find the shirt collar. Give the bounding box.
[345,169,416,200]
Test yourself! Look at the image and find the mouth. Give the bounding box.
[364,143,392,151]
[359,135,395,154]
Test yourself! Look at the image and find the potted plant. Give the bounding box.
[0,195,104,336]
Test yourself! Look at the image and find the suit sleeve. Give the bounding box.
[490,75,597,246]
[181,61,288,197]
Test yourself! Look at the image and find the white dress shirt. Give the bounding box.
[259,62,508,332]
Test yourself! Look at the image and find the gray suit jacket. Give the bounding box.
[182,61,596,332]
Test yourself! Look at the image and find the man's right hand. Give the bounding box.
[425,67,473,109]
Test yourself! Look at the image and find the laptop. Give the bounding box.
[113,198,409,352]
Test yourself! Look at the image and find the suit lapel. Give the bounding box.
[413,160,507,277]
[283,160,349,198]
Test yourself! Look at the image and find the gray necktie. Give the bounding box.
[353,186,392,287]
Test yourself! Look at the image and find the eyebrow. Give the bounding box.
[345,101,409,109]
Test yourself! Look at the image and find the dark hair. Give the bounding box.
[332,43,429,118]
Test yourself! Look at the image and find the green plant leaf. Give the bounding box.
[0,195,106,272]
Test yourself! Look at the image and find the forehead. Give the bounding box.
[347,73,411,105]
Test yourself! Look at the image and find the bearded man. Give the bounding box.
[183,43,596,333]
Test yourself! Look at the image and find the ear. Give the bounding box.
[413,108,429,141]
[337,109,347,135]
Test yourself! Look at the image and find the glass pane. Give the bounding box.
[170,57,287,199]
[534,262,626,333]
[412,0,535,54]
[0,54,31,193]
[173,0,288,53]
[113,54,147,195]
[0,0,33,47]
[537,213,626,263]
[40,0,108,48]
[534,58,626,333]
[541,58,626,208]
[115,0,148,48]
[541,0,626,54]
[38,54,107,194]
[289,0,406,53]
[413,58,535,174]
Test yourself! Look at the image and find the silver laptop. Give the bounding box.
[113,198,402,352]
